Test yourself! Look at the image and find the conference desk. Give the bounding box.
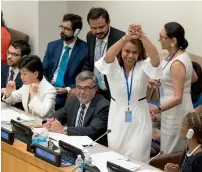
[1,102,162,172]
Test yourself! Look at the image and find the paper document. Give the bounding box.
[90,151,161,172]
[1,109,34,123]
[47,132,93,149]
[90,151,139,172]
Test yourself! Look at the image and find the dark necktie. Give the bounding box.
[77,104,86,127]
[8,69,15,81]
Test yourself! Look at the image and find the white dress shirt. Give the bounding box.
[75,102,91,127]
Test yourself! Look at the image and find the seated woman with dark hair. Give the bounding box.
[164,112,202,172]
[191,62,202,114]
[2,55,56,118]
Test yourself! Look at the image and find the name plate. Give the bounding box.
[1,127,14,145]
[33,143,61,167]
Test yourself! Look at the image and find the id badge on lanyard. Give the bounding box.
[124,67,135,123]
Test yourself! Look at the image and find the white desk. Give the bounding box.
[1,102,162,172]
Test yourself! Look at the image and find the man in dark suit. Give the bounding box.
[43,71,109,146]
[1,40,31,92]
[43,14,88,110]
[82,7,125,100]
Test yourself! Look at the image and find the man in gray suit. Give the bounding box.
[43,71,109,146]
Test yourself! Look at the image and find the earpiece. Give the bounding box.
[74,29,80,37]
[186,129,194,140]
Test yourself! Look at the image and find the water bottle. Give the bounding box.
[84,153,92,166]
[75,155,84,172]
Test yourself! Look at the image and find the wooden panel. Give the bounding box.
[2,151,44,172]
[1,141,75,172]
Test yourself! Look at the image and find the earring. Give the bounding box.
[171,43,174,48]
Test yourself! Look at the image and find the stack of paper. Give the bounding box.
[1,109,34,123]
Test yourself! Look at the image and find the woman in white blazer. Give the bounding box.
[3,55,56,118]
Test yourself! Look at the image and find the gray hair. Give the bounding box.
[76,71,98,86]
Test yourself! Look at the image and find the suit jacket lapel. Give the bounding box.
[107,27,114,49]
[66,39,81,71]
[71,99,80,126]
[83,96,97,126]
[23,86,30,113]
[89,36,96,65]
[15,72,22,88]
[52,41,63,75]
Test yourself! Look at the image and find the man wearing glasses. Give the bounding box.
[43,71,109,146]
[1,40,31,93]
[43,14,88,110]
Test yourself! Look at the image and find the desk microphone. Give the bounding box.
[132,151,164,171]
[82,129,112,151]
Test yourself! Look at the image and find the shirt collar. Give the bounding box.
[80,101,91,109]
[9,67,20,75]
[63,37,77,50]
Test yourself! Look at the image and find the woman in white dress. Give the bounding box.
[95,25,162,162]
[150,22,196,154]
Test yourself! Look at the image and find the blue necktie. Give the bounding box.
[55,46,71,87]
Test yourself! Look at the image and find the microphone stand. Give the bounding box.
[132,151,164,171]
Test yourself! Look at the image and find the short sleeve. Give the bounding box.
[143,57,163,79]
[94,56,121,77]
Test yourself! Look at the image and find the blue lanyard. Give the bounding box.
[123,67,135,110]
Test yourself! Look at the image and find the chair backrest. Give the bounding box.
[149,151,184,171]
[189,53,202,68]
[8,28,29,43]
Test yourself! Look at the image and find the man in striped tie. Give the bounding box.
[43,71,110,146]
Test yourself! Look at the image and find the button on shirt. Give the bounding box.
[51,38,77,84]
[75,102,91,127]
[7,67,20,82]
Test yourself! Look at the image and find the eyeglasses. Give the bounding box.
[59,25,73,32]
[6,51,21,57]
[76,85,96,91]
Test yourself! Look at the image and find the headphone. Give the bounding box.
[74,29,80,37]
[186,129,194,140]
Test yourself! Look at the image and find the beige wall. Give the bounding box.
[67,1,202,56]
[2,1,202,58]
[2,1,39,55]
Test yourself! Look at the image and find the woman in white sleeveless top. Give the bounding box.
[150,22,196,154]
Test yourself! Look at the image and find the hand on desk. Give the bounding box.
[43,118,64,133]
[164,163,179,172]
[5,81,16,97]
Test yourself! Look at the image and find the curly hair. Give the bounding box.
[186,112,202,144]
